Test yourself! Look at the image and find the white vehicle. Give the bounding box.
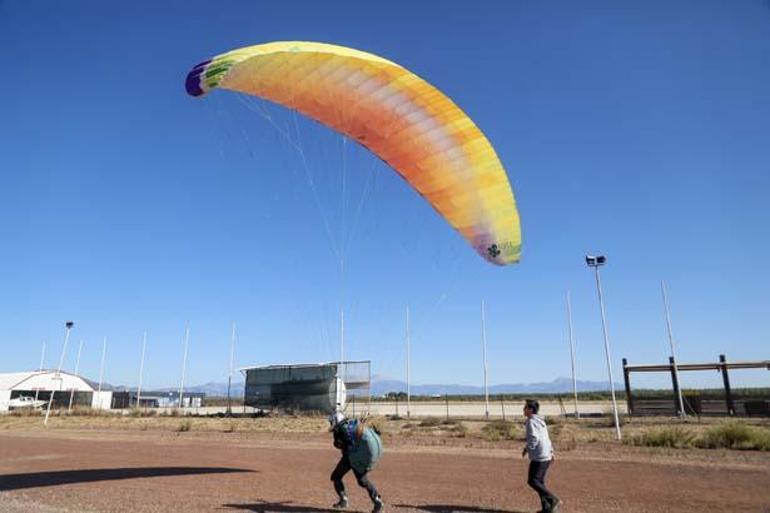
[8,396,46,410]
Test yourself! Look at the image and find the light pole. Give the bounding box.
[585,255,622,441]
[45,321,74,425]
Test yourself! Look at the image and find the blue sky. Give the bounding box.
[1,0,769,390]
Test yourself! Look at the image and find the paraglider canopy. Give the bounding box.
[186,41,521,265]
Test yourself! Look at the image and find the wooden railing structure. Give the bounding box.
[622,355,770,417]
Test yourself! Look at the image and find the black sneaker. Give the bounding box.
[332,496,348,510]
[549,497,562,512]
[371,496,384,513]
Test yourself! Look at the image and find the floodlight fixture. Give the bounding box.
[586,255,607,267]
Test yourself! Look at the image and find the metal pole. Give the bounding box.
[668,356,683,416]
[98,337,107,394]
[406,305,411,418]
[68,340,84,412]
[34,342,46,404]
[481,299,489,418]
[661,281,686,418]
[227,322,236,416]
[720,354,735,415]
[340,308,345,365]
[622,358,634,416]
[179,324,190,410]
[137,331,147,409]
[45,322,73,425]
[566,291,579,419]
[340,308,345,389]
[593,267,622,440]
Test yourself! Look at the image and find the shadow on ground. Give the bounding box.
[222,502,339,512]
[395,505,526,513]
[0,466,254,491]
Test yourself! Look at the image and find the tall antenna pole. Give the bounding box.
[98,337,107,395]
[137,331,147,409]
[178,324,190,409]
[45,322,73,425]
[34,342,46,404]
[662,281,686,418]
[406,305,411,418]
[227,322,236,416]
[566,291,579,419]
[481,300,489,418]
[340,308,345,364]
[68,340,84,411]
[340,307,345,387]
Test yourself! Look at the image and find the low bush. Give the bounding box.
[481,419,517,441]
[625,426,697,449]
[451,422,469,438]
[696,422,770,451]
[419,417,442,427]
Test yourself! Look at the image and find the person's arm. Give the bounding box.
[521,419,534,457]
[525,418,541,454]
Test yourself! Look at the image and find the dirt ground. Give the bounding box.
[1,419,769,513]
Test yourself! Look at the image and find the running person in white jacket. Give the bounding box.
[521,399,561,512]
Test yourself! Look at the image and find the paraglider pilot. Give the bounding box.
[328,408,384,512]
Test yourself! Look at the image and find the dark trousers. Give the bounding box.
[331,455,379,502]
[527,460,558,510]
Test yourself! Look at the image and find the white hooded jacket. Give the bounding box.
[525,415,554,462]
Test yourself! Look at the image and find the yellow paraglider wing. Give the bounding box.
[186,41,521,265]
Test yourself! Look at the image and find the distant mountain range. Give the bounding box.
[104,377,618,397]
[369,377,621,396]
[107,381,246,397]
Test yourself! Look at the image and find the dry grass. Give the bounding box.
[2,410,768,452]
[625,421,770,451]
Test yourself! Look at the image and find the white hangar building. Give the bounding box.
[0,370,117,412]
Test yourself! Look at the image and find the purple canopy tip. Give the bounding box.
[185,60,212,97]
